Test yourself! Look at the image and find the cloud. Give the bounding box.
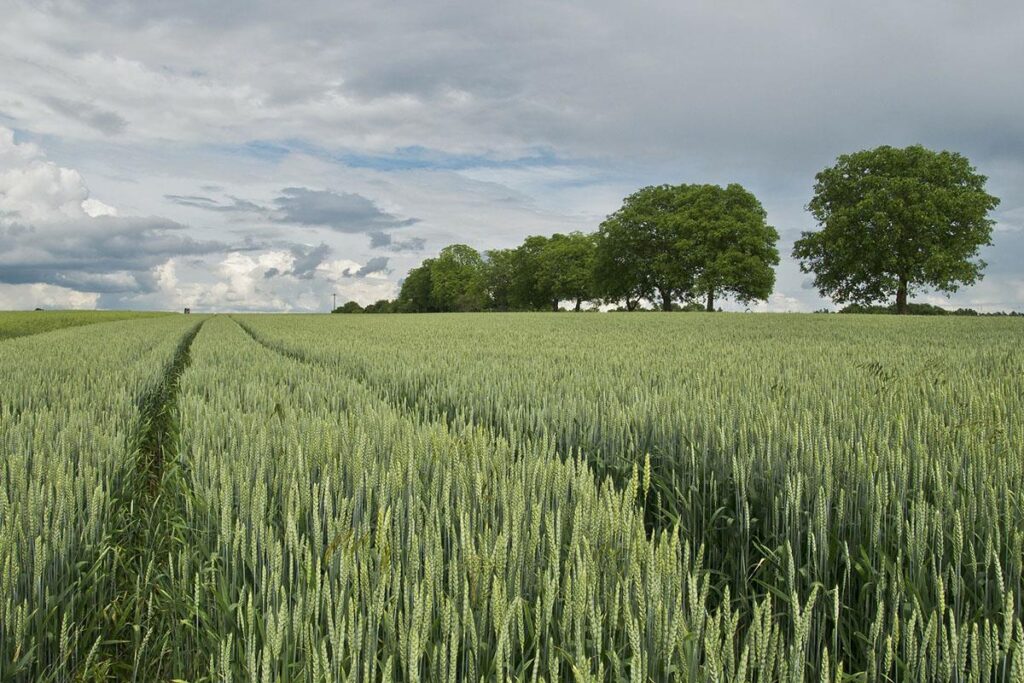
[41,96,128,135]
[353,256,389,277]
[0,215,228,293]
[82,198,118,217]
[0,126,227,296]
[5,0,1022,171]
[0,282,100,310]
[369,230,426,252]
[285,242,332,279]
[165,188,419,237]
[271,187,417,233]
[0,158,89,223]
[161,250,396,312]
[0,126,411,310]
[368,230,392,248]
[317,255,391,280]
[164,194,264,213]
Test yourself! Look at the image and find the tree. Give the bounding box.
[793,145,999,314]
[484,248,517,311]
[332,300,364,313]
[675,184,779,311]
[538,232,597,310]
[363,299,397,313]
[397,262,434,312]
[429,244,488,311]
[595,185,695,311]
[509,236,555,310]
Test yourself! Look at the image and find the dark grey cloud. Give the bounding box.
[272,187,417,233]
[288,242,332,278]
[10,0,1024,173]
[41,96,127,135]
[352,256,389,277]
[165,189,418,236]
[164,194,264,213]
[368,230,426,252]
[258,242,333,280]
[0,216,227,293]
[368,230,391,248]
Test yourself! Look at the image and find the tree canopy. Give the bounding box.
[398,244,488,312]
[537,232,597,311]
[595,185,694,311]
[430,244,488,312]
[595,183,778,311]
[397,260,435,312]
[793,145,999,314]
[675,184,779,311]
[355,152,1003,315]
[378,183,783,313]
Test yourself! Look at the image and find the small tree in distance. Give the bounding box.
[332,300,364,314]
[793,145,999,314]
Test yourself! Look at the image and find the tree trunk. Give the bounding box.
[551,299,559,312]
[705,289,715,312]
[574,298,582,311]
[896,278,908,314]
[659,288,672,311]
[626,298,637,311]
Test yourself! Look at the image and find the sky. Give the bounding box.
[1,0,1022,312]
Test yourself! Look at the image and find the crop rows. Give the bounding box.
[232,312,1024,680]
[1,312,1022,680]
[0,315,201,679]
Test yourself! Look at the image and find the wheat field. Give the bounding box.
[1,312,1021,681]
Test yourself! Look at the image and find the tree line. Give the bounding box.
[335,145,1000,315]
[344,183,781,313]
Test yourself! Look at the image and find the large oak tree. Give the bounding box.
[594,185,694,311]
[595,183,778,311]
[676,184,779,311]
[793,145,999,314]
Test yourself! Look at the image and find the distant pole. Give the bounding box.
[332,293,336,312]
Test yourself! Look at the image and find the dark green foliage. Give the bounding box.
[429,244,488,311]
[397,244,488,312]
[483,247,518,311]
[363,299,398,313]
[839,302,1019,316]
[540,231,598,310]
[507,235,556,310]
[332,300,365,313]
[595,185,690,311]
[793,145,1000,314]
[678,301,707,312]
[595,183,779,311]
[398,261,435,311]
[675,183,779,311]
[485,232,599,311]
